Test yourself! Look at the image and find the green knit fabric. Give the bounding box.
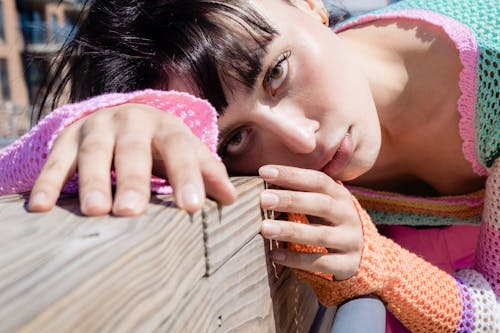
[366,209,481,226]
[334,0,499,226]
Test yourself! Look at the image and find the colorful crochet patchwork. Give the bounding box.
[348,185,484,226]
[0,0,498,331]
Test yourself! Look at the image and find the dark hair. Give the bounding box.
[34,0,278,122]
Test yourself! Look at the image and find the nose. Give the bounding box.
[261,107,319,154]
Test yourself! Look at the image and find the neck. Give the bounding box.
[338,23,419,174]
[337,20,478,194]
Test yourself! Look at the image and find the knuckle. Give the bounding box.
[156,114,189,133]
[317,195,335,216]
[202,160,228,181]
[281,221,298,238]
[344,235,363,253]
[156,129,193,148]
[346,255,361,277]
[82,111,109,129]
[110,106,138,123]
[284,167,300,180]
[280,191,296,210]
[115,171,150,186]
[116,136,149,152]
[78,135,111,156]
[314,172,332,192]
[337,185,354,201]
[41,158,66,177]
[78,175,110,190]
[316,228,332,247]
[316,257,335,275]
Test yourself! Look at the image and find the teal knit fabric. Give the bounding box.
[335,0,499,226]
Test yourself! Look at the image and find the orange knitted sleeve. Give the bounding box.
[288,196,464,333]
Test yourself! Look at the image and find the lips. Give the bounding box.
[320,128,354,178]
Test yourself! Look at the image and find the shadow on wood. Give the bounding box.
[0,177,319,332]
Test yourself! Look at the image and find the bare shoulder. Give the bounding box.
[342,18,486,195]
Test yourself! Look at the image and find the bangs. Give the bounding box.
[39,0,278,118]
[150,1,278,112]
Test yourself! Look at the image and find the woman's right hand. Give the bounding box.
[28,103,237,216]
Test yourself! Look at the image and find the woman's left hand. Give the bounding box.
[259,165,363,280]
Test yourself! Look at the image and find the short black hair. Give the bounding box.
[35,0,278,121]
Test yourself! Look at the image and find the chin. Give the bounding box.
[337,168,367,182]
[341,153,378,182]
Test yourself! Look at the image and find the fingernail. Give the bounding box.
[260,192,279,208]
[271,250,286,261]
[262,221,281,237]
[84,190,107,210]
[259,166,279,180]
[30,191,47,207]
[114,190,142,212]
[181,183,202,208]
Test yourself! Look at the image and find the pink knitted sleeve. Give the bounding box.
[0,89,218,195]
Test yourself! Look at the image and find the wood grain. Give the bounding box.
[161,235,275,333]
[0,177,323,332]
[0,194,205,332]
[204,177,264,275]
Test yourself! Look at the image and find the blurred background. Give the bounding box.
[0,0,398,148]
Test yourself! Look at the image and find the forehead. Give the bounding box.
[157,0,280,112]
[250,0,307,28]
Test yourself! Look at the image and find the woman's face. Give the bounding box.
[217,0,382,181]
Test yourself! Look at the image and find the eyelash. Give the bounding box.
[264,50,292,96]
[218,52,292,158]
[217,127,250,158]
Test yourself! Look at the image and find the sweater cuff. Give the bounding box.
[0,89,218,195]
[289,196,464,332]
[288,196,392,306]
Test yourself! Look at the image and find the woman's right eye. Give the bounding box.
[218,127,252,158]
[264,51,291,97]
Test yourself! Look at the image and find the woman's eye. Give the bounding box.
[218,127,252,158]
[265,51,291,96]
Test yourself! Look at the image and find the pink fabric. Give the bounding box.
[475,221,500,295]
[0,89,218,195]
[380,224,481,333]
[348,184,485,206]
[334,9,485,176]
[335,10,494,331]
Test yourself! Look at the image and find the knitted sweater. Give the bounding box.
[0,90,219,195]
[286,1,499,332]
[0,0,498,332]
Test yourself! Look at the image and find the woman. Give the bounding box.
[0,0,498,331]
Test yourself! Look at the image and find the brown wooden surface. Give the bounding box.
[0,177,319,332]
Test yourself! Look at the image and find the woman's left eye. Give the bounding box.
[218,127,252,158]
[264,51,291,96]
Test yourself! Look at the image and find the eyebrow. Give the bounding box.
[215,33,281,148]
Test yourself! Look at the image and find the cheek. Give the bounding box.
[325,52,375,119]
[298,34,375,118]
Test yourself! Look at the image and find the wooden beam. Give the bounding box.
[0,177,321,332]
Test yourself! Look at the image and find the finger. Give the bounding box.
[112,125,154,216]
[155,129,206,213]
[259,165,344,195]
[77,120,115,216]
[261,219,360,251]
[260,189,356,223]
[198,149,236,205]
[271,249,359,280]
[29,128,78,212]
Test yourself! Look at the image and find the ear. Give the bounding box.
[291,0,329,26]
